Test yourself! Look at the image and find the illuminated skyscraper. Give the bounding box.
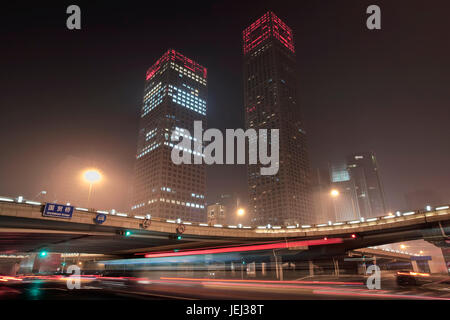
[131,49,207,222]
[346,152,387,218]
[243,12,313,225]
[329,163,361,222]
[311,167,334,223]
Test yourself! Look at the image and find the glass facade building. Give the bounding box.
[243,12,313,225]
[346,152,387,218]
[131,49,207,222]
[329,163,361,222]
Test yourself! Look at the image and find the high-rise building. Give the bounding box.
[346,152,387,218]
[207,203,227,225]
[242,12,312,225]
[311,168,334,224]
[131,49,207,222]
[329,163,361,222]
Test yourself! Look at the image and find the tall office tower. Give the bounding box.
[243,12,312,225]
[207,203,227,225]
[311,168,334,224]
[329,163,361,222]
[346,152,387,218]
[131,49,207,222]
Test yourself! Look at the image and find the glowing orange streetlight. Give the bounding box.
[330,189,340,198]
[330,189,340,222]
[82,169,102,207]
[237,208,245,217]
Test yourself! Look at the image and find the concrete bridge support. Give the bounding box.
[0,260,21,275]
[309,260,314,277]
[17,253,62,274]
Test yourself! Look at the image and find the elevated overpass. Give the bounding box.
[0,196,449,256]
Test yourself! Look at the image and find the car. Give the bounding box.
[396,270,433,286]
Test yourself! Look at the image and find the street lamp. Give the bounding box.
[237,208,245,217]
[330,189,340,198]
[330,189,340,221]
[83,169,102,207]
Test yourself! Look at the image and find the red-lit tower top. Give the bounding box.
[242,11,295,55]
[146,49,207,81]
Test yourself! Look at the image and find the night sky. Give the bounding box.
[1,0,449,212]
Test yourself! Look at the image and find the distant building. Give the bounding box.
[329,163,361,222]
[217,194,237,223]
[346,152,387,218]
[216,193,236,210]
[207,204,227,225]
[131,49,207,222]
[311,168,333,224]
[243,11,312,226]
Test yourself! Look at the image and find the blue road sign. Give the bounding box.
[42,203,74,219]
[411,256,432,261]
[94,213,107,224]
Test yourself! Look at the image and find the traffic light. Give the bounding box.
[117,230,132,237]
[39,250,48,258]
[177,235,182,240]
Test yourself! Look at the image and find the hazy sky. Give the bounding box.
[1,0,449,212]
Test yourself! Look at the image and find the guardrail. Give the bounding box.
[0,195,449,235]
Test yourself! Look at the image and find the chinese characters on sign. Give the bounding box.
[42,203,74,219]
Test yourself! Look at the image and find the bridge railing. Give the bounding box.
[0,195,449,234]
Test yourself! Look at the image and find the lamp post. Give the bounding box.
[330,189,340,221]
[236,207,246,227]
[83,169,102,207]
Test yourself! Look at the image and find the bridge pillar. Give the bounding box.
[0,260,20,276]
[18,253,62,274]
[442,248,450,275]
[309,260,314,277]
[272,254,283,281]
[333,257,340,277]
[261,262,266,276]
[18,254,37,274]
[357,262,367,275]
[279,261,284,281]
[411,260,419,272]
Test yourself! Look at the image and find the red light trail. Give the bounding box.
[144,237,343,258]
[160,277,364,286]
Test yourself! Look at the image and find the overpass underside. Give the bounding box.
[0,214,449,260]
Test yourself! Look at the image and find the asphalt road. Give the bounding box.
[1,275,449,300]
